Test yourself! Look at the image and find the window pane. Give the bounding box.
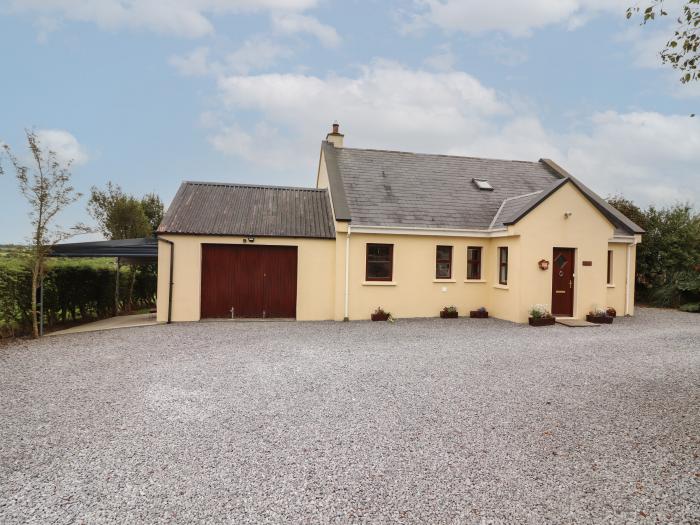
[607,250,613,284]
[436,246,452,279]
[467,247,481,280]
[366,244,393,280]
[499,247,508,285]
[367,261,392,279]
[436,246,451,261]
[368,244,390,260]
[436,263,451,279]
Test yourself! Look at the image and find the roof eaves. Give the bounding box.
[538,159,645,234]
[322,141,352,221]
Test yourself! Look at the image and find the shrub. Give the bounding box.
[529,304,553,319]
[0,261,157,337]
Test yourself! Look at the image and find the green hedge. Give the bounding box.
[0,262,157,337]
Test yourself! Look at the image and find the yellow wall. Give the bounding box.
[157,235,336,322]
[156,182,638,324]
[344,233,504,321]
[511,182,634,322]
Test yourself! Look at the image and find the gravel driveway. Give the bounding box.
[1,308,698,524]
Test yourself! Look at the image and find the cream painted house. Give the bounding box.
[156,124,643,324]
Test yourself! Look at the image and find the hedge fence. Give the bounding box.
[0,263,157,338]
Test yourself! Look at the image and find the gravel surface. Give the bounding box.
[0,307,698,524]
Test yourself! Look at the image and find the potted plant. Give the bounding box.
[606,307,617,318]
[371,306,392,322]
[440,306,458,318]
[469,306,489,318]
[528,304,555,326]
[586,307,614,324]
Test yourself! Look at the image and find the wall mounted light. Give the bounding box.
[564,211,573,219]
[538,259,550,270]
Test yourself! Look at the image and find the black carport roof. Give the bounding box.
[49,237,158,259]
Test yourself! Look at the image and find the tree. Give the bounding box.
[608,197,700,308]
[0,130,88,338]
[88,183,152,313]
[141,193,164,236]
[627,1,700,84]
[88,183,151,240]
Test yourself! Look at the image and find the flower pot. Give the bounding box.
[371,312,390,321]
[440,310,458,318]
[469,310,488,318]
[606,309,617,318]
[529,316,555,326]
[586,314,613,324]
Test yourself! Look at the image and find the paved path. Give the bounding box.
[47,312,158,336]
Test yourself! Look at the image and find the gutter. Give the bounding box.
[158,237,175,324]
[625,243,632,316]
[344,225,351,321]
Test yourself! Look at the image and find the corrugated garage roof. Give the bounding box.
[158,182,336,239]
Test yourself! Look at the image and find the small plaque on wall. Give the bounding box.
[582,260,593,266]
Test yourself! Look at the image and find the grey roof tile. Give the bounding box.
[158,182,335,239]
[325,146,643,234]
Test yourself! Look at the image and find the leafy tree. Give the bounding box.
[141,193,164,236]
[608,197,700,308]
[0,130,88,338]
[88,183,152,313]
[627,1,700,84]
[88,183,151,240]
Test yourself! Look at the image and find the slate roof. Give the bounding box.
[158,182,336,239]
[322,142,644,234]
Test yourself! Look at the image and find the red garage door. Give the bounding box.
[200,244,297,319]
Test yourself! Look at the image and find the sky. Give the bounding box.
[1,0,699,243]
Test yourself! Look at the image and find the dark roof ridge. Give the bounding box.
[337,145,546,166]
[183,181,325,192]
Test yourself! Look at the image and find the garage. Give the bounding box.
[201,244,298,319]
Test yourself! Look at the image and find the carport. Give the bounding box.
[43,237,158,335]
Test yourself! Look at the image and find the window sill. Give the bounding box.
[464,279,486,283]
[433,279,456,283]
[607,284,615,288]
[362,281,396,286]
[493,284,509,290]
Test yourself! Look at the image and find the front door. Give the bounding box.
[551,248,575,317]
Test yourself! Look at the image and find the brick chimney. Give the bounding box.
[325,121,344,148]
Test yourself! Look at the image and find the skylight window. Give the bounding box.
[473,178,493,191]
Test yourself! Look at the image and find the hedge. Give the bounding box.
[0,262,157,338]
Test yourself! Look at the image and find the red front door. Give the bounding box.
[551,248,575,317]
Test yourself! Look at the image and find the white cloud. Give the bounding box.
[170,37,293,78]
[423,44,456,71]
[6,0,320,38]
[169,47,213,76]
[271,13,340,47]
[226,37,293,74]
[206,61,699,207]
[407,0,630,37]
[36,129,89,166]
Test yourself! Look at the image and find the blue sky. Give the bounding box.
[1,0,698,243]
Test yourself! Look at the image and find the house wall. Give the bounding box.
[510,182,627,322]
[606,241,636,316]
[156,184,639,325]
[344,233,507,321]
[157,235,336,322]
